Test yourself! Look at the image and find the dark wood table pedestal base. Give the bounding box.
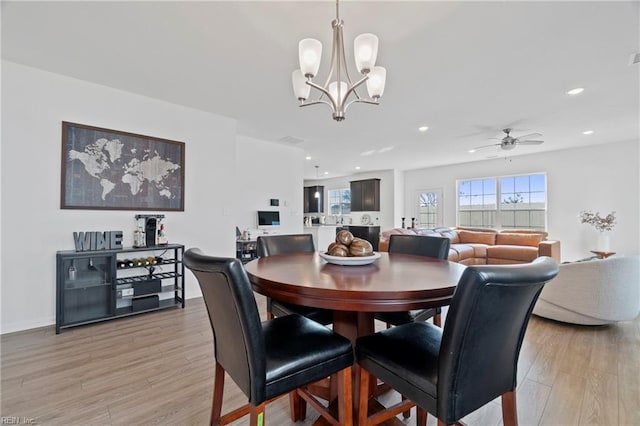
[309,311,406,426]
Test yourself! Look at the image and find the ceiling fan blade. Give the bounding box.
[517,140,544,145]
[514,132,542,141]
[472,143,501,150]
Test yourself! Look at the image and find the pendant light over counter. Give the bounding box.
[314,165,320,198]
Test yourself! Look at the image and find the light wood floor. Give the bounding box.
[1,296,638,425]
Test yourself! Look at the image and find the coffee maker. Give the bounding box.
[134,214,165,247]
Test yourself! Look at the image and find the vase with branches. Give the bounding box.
[579,211,616,232]
[580,210,616,252]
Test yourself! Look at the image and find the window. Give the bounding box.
[417,189,443,228]
[328,188,351,215]
[457,173,546,230]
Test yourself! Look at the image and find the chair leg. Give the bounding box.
[416,406,427,426]
[266,297,274,320]
[211,362,225,425]
[502,390,518,426]
[295,368,351,425]
[357,367,371,426]
[402,395,411,418]
[337,366,353,426]
[433,313,442,327]
[249,402,267,426]
[289,390,307,421]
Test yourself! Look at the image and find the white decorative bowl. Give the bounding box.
[319,251,381,266]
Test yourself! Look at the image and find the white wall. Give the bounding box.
[1,61,238,333]
[235,136,304,237]
[3,62,636,333]
[305,169,396,231]
[392,169,405,229]
[403,140,640,261]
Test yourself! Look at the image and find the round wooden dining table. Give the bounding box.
[245,251,466,341]
[245,251,467,425]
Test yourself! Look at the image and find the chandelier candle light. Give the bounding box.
[292,0,387,121]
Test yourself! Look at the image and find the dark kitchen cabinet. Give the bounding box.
[304,185,324,213]
[350,179,380,211]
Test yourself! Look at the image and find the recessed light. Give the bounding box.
[468,149,476,153]
[305,156,312,160]
[418,126,429,132]
[324,171,329,175]
[582,130,594,135]
[355,166,361,170]
[566,87,584,96]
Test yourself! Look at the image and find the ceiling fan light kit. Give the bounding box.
[291,0,387,121]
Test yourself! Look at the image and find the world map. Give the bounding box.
[63,125,184,210]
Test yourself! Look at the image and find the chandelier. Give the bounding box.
[291,0,387,122]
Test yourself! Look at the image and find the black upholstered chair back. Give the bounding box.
[183,249,266,404]
[388,234,450,260]
[438,257,559,422]
[257,234,315,257]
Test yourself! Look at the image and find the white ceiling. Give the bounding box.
[2,1,639,180]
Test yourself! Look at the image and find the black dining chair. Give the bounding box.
[356,257,559,426]
[183,248,354,426]
[257,234,333,325]
[375,234,451,328]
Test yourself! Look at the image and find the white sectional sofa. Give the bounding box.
[533,255,640,325]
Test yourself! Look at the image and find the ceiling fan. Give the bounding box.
[471,128,544,152]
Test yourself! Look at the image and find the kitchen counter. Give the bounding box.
[303,225,339,252]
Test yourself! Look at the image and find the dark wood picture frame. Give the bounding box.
[61,122,185,211]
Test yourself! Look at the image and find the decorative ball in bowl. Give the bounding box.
[321,231,378,265]
[348,238,373,256]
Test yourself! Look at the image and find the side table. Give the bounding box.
[236,240,258,263]
[590,250,616,259]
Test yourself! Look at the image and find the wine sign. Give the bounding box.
[73,231,123,251]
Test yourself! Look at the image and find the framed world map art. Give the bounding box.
[61,122,185,211]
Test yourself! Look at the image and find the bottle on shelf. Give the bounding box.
[68,262,77,281]
[133,227,140,247]
[133,226,146,248]
[157,224,168,245]
[127,259,135,268]
[117,259,127,269]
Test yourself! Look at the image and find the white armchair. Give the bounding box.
[533,255,640,325]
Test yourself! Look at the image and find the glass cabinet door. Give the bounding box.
[60,254,114,325]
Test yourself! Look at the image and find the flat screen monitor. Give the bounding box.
[257,210,280,227]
